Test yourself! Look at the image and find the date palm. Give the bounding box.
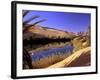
[23,10,46,69]
[23,10,46,33]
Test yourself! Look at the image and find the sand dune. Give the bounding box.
[47,47,90,68]
[24,25,75,39]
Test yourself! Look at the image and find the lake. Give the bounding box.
[24,41,74,68]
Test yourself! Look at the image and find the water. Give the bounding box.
[25,42,74,62]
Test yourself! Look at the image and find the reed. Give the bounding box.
[32,49,72,68]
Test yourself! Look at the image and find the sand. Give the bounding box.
[47,47,91,68]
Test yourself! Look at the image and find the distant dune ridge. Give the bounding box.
[47,47,90,68]
[23,25,75,39]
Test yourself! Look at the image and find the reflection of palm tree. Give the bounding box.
[23,10,46,69]
[23,48,33,69]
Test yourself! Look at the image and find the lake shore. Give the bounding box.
[47,47,91,68]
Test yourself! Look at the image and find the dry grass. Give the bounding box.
[32,52,71,68]
[30,35,90,69]
[29,42,68,53]
[47,47,90,68]
[72,36,90,52]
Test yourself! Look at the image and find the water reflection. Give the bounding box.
[25,42,68,53]
[31,43,73,61]
[24,42,74,68]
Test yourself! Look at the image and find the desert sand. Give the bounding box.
[47,47,90,68]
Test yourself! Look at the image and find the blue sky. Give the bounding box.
[23,10,91,33]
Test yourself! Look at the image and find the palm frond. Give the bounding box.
[23,16,40,25]
[23,10,29,18]
[33,19,46,25]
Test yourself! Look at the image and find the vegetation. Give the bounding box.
[32,43,73,68]
[47,47,91,68]
[22,10,91,69]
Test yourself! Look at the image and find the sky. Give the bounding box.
[23,10,91,33]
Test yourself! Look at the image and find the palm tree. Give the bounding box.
[87,26,91,46]
[23,10,46,33]
[23,10,46,69]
